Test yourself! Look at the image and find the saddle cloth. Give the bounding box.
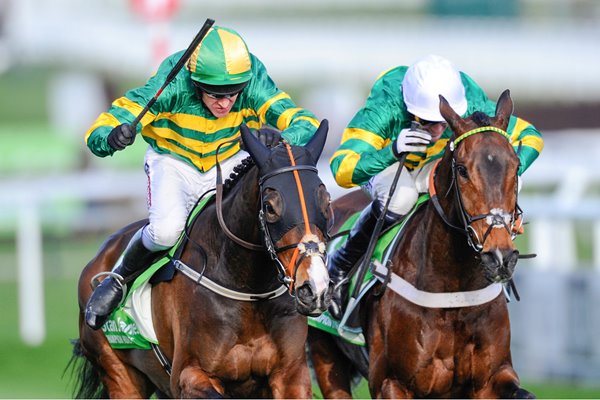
[308,194,429,346]
[100,195,214,350]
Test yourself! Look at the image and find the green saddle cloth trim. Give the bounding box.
[345,194,429,295]
[308,194,430,345]
[102,194,214,350]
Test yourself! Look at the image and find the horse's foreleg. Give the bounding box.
[269,358,312,399]
[176,366,224,398]
[476,365,535,399]
[307,328,353,399]
[371,378,412,399]
[368,331,412,399]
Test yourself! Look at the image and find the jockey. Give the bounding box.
[327,54,544,320]
[84,26,320,330]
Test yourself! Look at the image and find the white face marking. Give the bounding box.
[486,208,511,228]
[307,256,329,294]
[494,248,504,265]
[297,234,329,294]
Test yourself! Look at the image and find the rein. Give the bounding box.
[213,139,326,292]
[429,126,522,253]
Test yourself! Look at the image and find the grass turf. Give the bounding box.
[1,234,599,398]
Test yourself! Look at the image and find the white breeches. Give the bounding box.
[140,147,250,251]
[362,161,436,216]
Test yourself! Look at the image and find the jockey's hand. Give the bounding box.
[256,126,282,148]
[394,127,431,155]
[107,124,136,151]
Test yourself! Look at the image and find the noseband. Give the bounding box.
[216,141,327,292]
[429,126,523,253]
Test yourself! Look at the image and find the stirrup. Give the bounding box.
[90,271,125,290]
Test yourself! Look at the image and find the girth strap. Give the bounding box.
[172,259,288,301]
[372,260,503,308]
[151,343,172,376]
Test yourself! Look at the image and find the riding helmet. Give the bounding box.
[187,26,253,95]
[402,54,468,122]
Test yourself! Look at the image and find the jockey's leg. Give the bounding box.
[328,162,419,320]
[327,199,401,320]
[85,227,164,330]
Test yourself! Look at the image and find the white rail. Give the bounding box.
[3,130,600,346]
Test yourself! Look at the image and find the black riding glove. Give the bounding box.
[256,127,282,148]
[107,124,136,151]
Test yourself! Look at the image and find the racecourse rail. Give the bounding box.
[1,129,600,383]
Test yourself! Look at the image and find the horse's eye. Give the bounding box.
[263,190,282,223]
[456,165,469,179]
[263,202,280,223]
[265,202,276,215]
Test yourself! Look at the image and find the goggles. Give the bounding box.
[414,115,448,129]
[193,81,243,99]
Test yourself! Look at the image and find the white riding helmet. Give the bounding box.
[402,55,468,122]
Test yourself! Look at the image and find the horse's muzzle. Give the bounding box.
[481,248,519,283]
[295,282,332,317]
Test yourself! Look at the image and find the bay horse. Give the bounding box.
[308,91,534,398]
[71,121,332,398]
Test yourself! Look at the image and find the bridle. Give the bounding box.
[429,126,523,253]
[215,140,327,292]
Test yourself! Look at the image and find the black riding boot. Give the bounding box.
[328,200,402,320]
[85,232,160,330]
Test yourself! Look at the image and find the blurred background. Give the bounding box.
[1,0,599,397]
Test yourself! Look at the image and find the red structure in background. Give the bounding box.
[130,0,180,68]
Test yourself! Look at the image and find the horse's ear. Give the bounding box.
[240,124,270,169]
[492,89,513,131]
[439,95,468,136]
[305,119,329,163]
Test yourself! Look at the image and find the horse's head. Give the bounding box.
[241,121,332,316]
[437,90,521,283]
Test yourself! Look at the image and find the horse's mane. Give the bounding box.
[223,156,256,193]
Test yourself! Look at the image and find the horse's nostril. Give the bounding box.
[481,252,499,268]
[297,284,313,300]
[505,250,519,269]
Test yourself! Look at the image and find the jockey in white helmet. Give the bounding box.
[327,54,544,320]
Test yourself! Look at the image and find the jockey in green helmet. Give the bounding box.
[83,25,320,330]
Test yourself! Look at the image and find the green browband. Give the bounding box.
[451,126,511,150]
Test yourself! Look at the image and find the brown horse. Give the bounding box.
[70,121,333,398]
[308,91,534,398]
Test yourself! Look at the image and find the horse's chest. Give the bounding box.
[393,309,507,394]
[213,336,279,380]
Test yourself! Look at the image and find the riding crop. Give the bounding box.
[339,124,416,329]
[130,18,215,129]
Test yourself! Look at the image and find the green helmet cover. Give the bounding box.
[187,26,253,86]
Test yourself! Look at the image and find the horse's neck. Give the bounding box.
[216,169,281,290]
[400,191,487,293]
